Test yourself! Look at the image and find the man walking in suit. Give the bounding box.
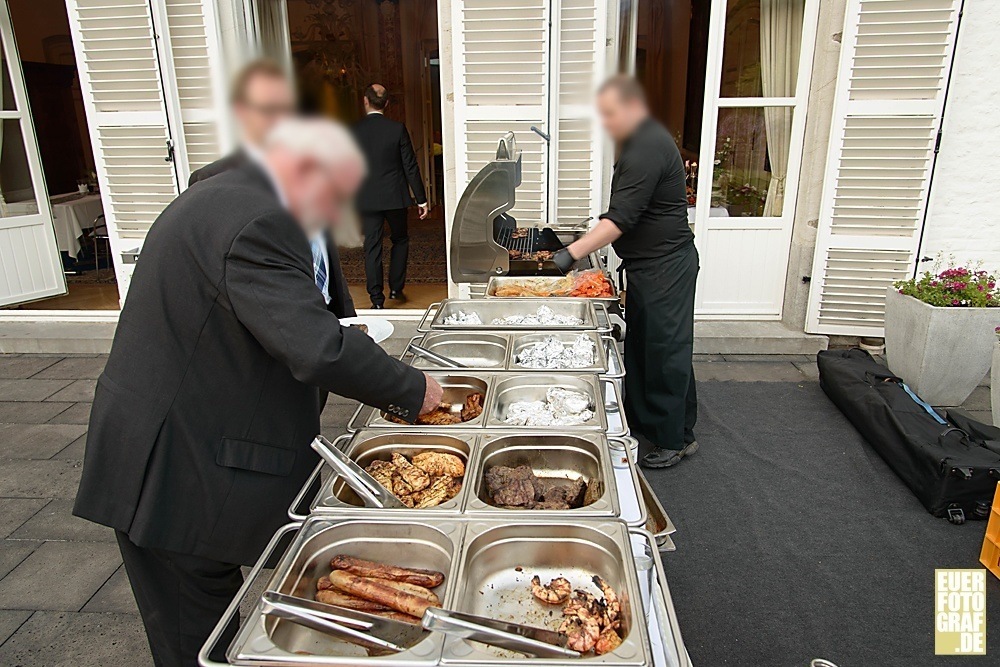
[353,84,429,308]
[189,60,355,317]
[74,118,444,666]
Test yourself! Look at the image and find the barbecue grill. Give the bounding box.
[450,132,586,283]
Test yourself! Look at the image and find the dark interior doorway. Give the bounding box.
[285,0,446,309]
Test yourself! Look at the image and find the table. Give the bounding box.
[50,192,105,258]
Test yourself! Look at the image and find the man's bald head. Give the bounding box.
[263,118,367,236]
[363,84,389,112]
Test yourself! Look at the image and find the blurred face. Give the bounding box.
[284,156,365,237]
[597,88,646,142]
[233,74,295,146]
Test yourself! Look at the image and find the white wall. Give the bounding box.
[920,1,1000,271]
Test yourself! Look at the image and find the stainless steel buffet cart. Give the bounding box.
[199,136,689,667]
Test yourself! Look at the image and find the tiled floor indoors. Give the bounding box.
[0,331,993,665]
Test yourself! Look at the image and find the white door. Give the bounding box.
[805,0,962,336]
[692,0,820,318]
[0,0,66,307]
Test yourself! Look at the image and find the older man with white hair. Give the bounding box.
[73,118,444,667]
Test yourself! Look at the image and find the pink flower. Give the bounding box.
[952,300,960,306]
[989,282,996,289]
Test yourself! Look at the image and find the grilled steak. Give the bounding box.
[485,465,536,507]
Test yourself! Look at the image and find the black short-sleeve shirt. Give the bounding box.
[602,118,693,260]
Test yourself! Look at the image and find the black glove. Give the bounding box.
[553,248,575,274]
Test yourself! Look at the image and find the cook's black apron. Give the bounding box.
[622,240,698,450]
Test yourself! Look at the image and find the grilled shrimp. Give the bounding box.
[593,575,620,628]
[594,628,623,655]
[558,615,600,653]
[530,575,572,604]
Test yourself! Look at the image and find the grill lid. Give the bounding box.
[449,132,521,283]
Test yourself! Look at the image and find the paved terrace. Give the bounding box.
[0,325,992,665]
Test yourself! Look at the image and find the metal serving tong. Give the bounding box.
[310,436,407,509]
[261,592,580,659]
[406,342,468,369]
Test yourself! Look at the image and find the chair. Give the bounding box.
[92,214,110,279]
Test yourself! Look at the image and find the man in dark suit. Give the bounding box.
[353,84,428,308]
[73,118,443,666]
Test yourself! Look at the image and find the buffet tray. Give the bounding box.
[416,299,609,333]
[402,331,623,377]
[484,275,620,307]
[348,374,627,438]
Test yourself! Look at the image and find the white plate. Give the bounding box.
[340,316,394,343]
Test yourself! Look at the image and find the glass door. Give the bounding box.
[0,0,65,307]
[692,0,818,317]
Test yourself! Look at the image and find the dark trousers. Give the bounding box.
[362,208,409,305]
[116,531,243,667]
[622,242,699,450]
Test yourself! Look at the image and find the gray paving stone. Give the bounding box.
[0,540,41,580]
[0,356,60,380]
[10,500,114,543]
[962,386,991,411]
[722,354,815,362]
[43,380,98,404]
[46,402,92,425]
[0,460,83,499]
[321,401,361,432]
[692,354,726,363]
[692,361,810,382]
[52,434,86,461]
[0,379,73,402]
[0,402,73,425]
[0,611,151,666]
[0,499,48,538]
[0,609,31,645]
[0,424,87,459]
[31,356,107,380]
[82,566,138,614]
[792,361,820,381]
[0,541,121,611]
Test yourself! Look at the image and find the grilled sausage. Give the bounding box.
[329,555,445,588]
[315,589,392,612]
[374,578,440,605]
[327,570,436,619]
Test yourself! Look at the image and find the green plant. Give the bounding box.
[894,264,1000,308]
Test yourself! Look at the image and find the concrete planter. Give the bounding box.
[884,288,999,406]
[992,342,1000,427]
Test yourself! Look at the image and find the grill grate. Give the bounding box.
[495,227,539,253]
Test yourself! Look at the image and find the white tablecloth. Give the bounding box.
[51,193,104,257]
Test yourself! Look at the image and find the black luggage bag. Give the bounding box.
[817,348,1000,523]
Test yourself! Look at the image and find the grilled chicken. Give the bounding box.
[411,452,465,478]
[329,555,445,588]
[461,393,484,421]
[391,453,430,492]
[412,475,460,509]
[327,570,437,619]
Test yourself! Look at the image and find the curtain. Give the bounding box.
[760,0,804,217]
[256,0,292,68]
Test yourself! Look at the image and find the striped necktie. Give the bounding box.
[311,239,329,303]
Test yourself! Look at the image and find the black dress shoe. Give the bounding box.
[640,441,698,469]
[389,290,406,302]
[371,303,385,309]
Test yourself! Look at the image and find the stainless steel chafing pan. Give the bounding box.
[484,374,628,437]
[636,469,677,553]
[348,374,491,432]
[463,433,621,520]
[404,333,510,370]
[484,275,620,307]
[416,299,609,333]
[439,520,652,666]
[289,432,476,520]
[202,516,462,667]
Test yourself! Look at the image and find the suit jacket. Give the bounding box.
[188,149,356,318]
[73,165,425,565]
[353,113,427,212]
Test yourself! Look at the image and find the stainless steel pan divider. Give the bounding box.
[603,378,629,438]
[608,436,648,530]
[199,523,300,667]
[630,528,691,667]
[311,436,406,509]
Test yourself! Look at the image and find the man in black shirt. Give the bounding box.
[554,76,698,468]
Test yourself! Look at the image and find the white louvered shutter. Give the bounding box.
[66,0,181,297]
[550,0,605,232]
[155,0,229,182]
[453,0,552,225]
[805,0,961,336]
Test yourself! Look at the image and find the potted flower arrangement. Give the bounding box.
[885,262,999,406]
